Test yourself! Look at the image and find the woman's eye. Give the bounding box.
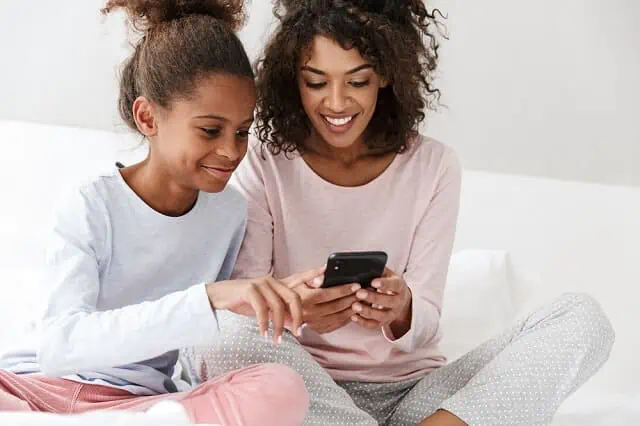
[200,128,221,138]
[236,129,251,139]
[305,81,327,89]
[350,80,370,88]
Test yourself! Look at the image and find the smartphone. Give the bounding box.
[322,251,388,289]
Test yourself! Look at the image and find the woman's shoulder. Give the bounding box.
[236,137,300,181]
[400,135,461,176]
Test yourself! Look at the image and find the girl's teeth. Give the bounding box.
[325,116,353,126]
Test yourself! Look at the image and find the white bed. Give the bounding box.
[0,120,638,425]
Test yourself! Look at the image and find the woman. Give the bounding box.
[184,1,615,425]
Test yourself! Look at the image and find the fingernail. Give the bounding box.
[351,315,359,322]
[277,336,283,345]
[262,331,269,341]
[351,284,361,292]
[313,277,323,286]
[372,281,381,288]
[295,327,303,337]
[353,303,362,312]
[356,290,367,299]
[387,291,394,295]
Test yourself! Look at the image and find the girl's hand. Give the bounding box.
[350,267,413,337]
[205,268,322,344]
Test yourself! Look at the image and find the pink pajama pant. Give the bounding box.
[0,363,309,426]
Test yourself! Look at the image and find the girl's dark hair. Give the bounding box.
[102,0,254,133]
[256,0,446,155]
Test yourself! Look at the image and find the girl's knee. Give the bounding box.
[242,364,309,425]
[260,363,309,403]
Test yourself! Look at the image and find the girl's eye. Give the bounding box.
[305,81,327,89]
[350,80,370,88]
[200,128,221,138]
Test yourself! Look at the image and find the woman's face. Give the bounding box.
[297,36,387,150]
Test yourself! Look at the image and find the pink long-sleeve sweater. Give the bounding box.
[230,135,461,382]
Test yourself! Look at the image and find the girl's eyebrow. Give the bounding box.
[193,115,254,125]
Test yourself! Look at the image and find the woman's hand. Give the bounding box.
[205,268,322,344]
[292,275,362,334]
[350,267,413,338]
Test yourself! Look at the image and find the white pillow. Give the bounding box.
[439,250,515,362]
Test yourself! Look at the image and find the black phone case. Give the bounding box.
[322,251,388,288]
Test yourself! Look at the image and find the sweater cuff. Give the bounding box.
[382,293,435,353]
[185,283,219,343]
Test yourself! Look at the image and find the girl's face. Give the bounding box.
[297,36,387,151]
[141,73,256,193]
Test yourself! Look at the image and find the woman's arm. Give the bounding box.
[382,148,462,352]
[229,144,275,279]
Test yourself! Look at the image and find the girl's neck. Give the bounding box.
[120,158,199,217]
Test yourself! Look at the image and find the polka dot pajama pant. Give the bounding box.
[182,293,614,425]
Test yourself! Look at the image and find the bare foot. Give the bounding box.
[418,409,467,426]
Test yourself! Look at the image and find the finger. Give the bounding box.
[287,266,327,289]
[351,313,381,330]
[311,283,361,304]
[270,279,304,336]
[257,282,286,344]
[247,284,269,338]
[371,276,403,294]
[352,302,392,323]
[354,289,396,309]
[308,308,354,334]
[312,295,359,317]
[381,267,395,277]
[322,309,355,334]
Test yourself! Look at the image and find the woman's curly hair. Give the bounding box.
[255,0,446,155]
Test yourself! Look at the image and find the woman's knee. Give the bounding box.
[558,293,615,353]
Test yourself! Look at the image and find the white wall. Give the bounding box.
[426,0,640,187]
[1,0,639,186]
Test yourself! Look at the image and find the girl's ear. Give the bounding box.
[132,97,158,138]
[379,77,389,89]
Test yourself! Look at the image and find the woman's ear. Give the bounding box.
[379,77,389,89]
[132,96,158,138]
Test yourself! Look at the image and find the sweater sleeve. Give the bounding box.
[37,187,217,377]
[382,148,462,352]
[229,145,274,279]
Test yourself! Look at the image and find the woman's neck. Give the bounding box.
[120,158,199,217]
[302,132,397,187]
[304,133,371,167]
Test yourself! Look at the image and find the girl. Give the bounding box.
[185,1,615,425]
[0,1,313,425]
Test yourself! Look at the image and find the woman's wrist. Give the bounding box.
[388,289,413,338]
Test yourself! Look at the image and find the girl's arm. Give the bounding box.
[38,188,217,376]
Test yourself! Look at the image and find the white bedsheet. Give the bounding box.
[0,400,219,425]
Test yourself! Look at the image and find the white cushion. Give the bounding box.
[439,250,514,361]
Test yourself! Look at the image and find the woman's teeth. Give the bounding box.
[324,115,354,126]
